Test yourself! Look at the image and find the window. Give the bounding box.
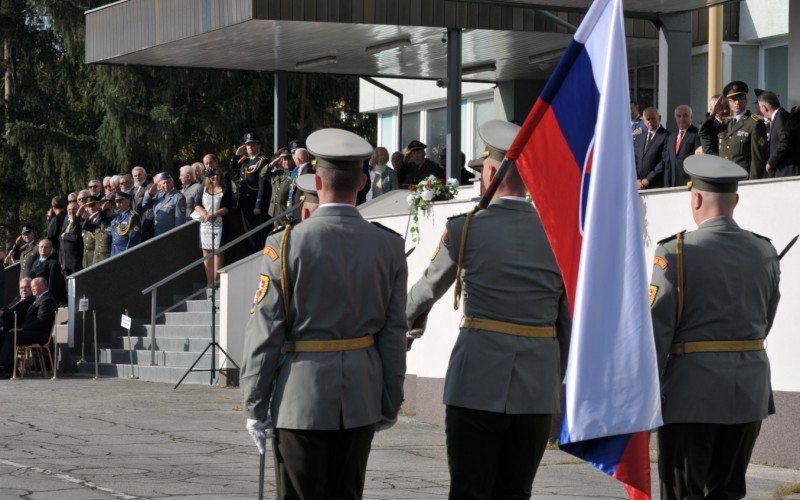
[762,45,788,106]
[379,112,394,151]
[401,111,420,151]
[426,107,447,158]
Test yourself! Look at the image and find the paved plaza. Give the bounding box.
[1,376,799,499]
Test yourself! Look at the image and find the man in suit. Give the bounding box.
[241,128,407,500]
[649,154,780,499]
[28,239,66,305]
[758,90,798,178]
[635,106,669,189]
[0,278,34,347]
[0,277,58,376]
[59,200,84,275]
[285,146,315,224]
[46,196,67,253]
[700,81,768,179]
[406,120,571,500]
[664,105,702,187]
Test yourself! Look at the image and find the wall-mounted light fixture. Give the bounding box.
[365,37,411,55]
[295,55,338,70]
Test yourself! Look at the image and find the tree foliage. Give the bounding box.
[0,0,375,248]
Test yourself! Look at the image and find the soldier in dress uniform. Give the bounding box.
[649,154,780,500]
[9,224,38,282]
[102,191,142,256]
[397,140,445,186]
[93,197,114,264]
[295,173,319,221]
[699,81,768,179]
[405,120,571,500]
[242,128,407,500]
[267,148,294,228]
[230,132,271,249]
[80,196,101,268]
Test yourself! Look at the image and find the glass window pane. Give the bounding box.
[401,111,420,151]
[426,107,447,159]
[472,99,494,159]
[636,65,657,108]
[379,112,394,151]
[764,46,788,107]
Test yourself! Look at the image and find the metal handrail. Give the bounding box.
[140,203,301,366]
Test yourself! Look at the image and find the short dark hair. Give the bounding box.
[317,167,362,194]
[51,196,65,209]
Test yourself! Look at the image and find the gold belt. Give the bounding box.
[460,317,555,338]
[669,339,765,355]
[281,335,374,354]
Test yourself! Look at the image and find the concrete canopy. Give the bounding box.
[84,0,730,82]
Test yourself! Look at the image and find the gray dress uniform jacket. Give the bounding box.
[650,216,780,424]
[241,205,408,430]
[141,189,187,236]
[406,198,571,414]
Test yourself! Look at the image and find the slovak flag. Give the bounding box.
[505,0,663,498]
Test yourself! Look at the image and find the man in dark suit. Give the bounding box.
[0,278,34,347]
[635,106,669,189]
[59,200,84,275]
[28,239,66,305]
[757,91,798,178]
[46,196,67,253]
[664,105,702,187]
[0,277,58,376]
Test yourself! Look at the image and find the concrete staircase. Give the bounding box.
[76,292,237,385]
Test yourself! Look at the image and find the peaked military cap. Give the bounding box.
[296,173,319,204]
[684,154,748,193]
[20,224,34,234]
[476,120,521,162]
[113,190,132,201]
[244,132,261,144]
[277,147,291,158]
[306,128,372,170]
[406,140,426,152]
[84,195,100,206]
[467,158,485,170]
[159,171,172,180]
[289,139,305,152]
[723,81,749,99]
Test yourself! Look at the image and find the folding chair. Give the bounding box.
[15,307,68,378]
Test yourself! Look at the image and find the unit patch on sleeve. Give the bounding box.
[653,256,667,270]
[263,246,279,261]
[649,285,659,307]
[250,275,270,314]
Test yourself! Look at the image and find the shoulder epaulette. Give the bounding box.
[447,212,468,221]
[749,231,771,242]
[658,230,686,245]
[750,114,762,122]
[371,221,401,237]
[268,226,287,236]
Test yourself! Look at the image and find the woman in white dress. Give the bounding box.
[194,168,233,288]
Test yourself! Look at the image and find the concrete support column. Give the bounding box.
[657,12,692,128]
[445,28,462,181]
[708,5,723,104]
[274,71,288,153]
[789,1,800,109]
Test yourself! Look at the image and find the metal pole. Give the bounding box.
[11,311,17,380]
[125,309,137,379]
[150,290,157,366]
[446,28,462,181]
[708,5,723,103]
[258,452,265,500]
[93,309,99,380]
[78,295,87,364]
[51,321,59,381]
[210,189,217,385]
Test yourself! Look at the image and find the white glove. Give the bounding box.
[246,417,274,455]
[375,416,397,432]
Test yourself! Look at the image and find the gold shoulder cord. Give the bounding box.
[115,213,132,236]
[676,232,684,326]
[280,224,293,319]
[453,208,477,310]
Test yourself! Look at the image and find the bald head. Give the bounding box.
[691,188,738,225]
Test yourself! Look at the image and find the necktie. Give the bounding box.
[644,132,653,153]
[675,130,684,155]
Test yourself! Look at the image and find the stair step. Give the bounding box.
[114,323,219,340]
[75,362,236,385]
[116,335,218,352]
[96,348,229,367]
[166,299,215,313]
[160,312,216,325]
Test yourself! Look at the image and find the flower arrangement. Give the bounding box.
[407,175,459,243]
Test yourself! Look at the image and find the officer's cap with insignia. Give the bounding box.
[159,171,172,180]
[723,80,749,99]
[406,139,426,152]
[289,139,305,152]
[277,147,291,158]
[244,132,261,144]
[84,195,100,206]
[114,190,132,201]
[684,154,748,194]
[296,173,319,204]
[305,128,372,171]
[472,119,521,163]
[20,224,34,235]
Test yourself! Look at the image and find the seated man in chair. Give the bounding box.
[0,277,58,377]
[0,278,35,348]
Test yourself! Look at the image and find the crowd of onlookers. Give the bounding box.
[631,80,800,190]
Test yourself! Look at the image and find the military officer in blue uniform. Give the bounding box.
[102,191,141,256]
[230,132,271,248]
[141,171,187,237]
